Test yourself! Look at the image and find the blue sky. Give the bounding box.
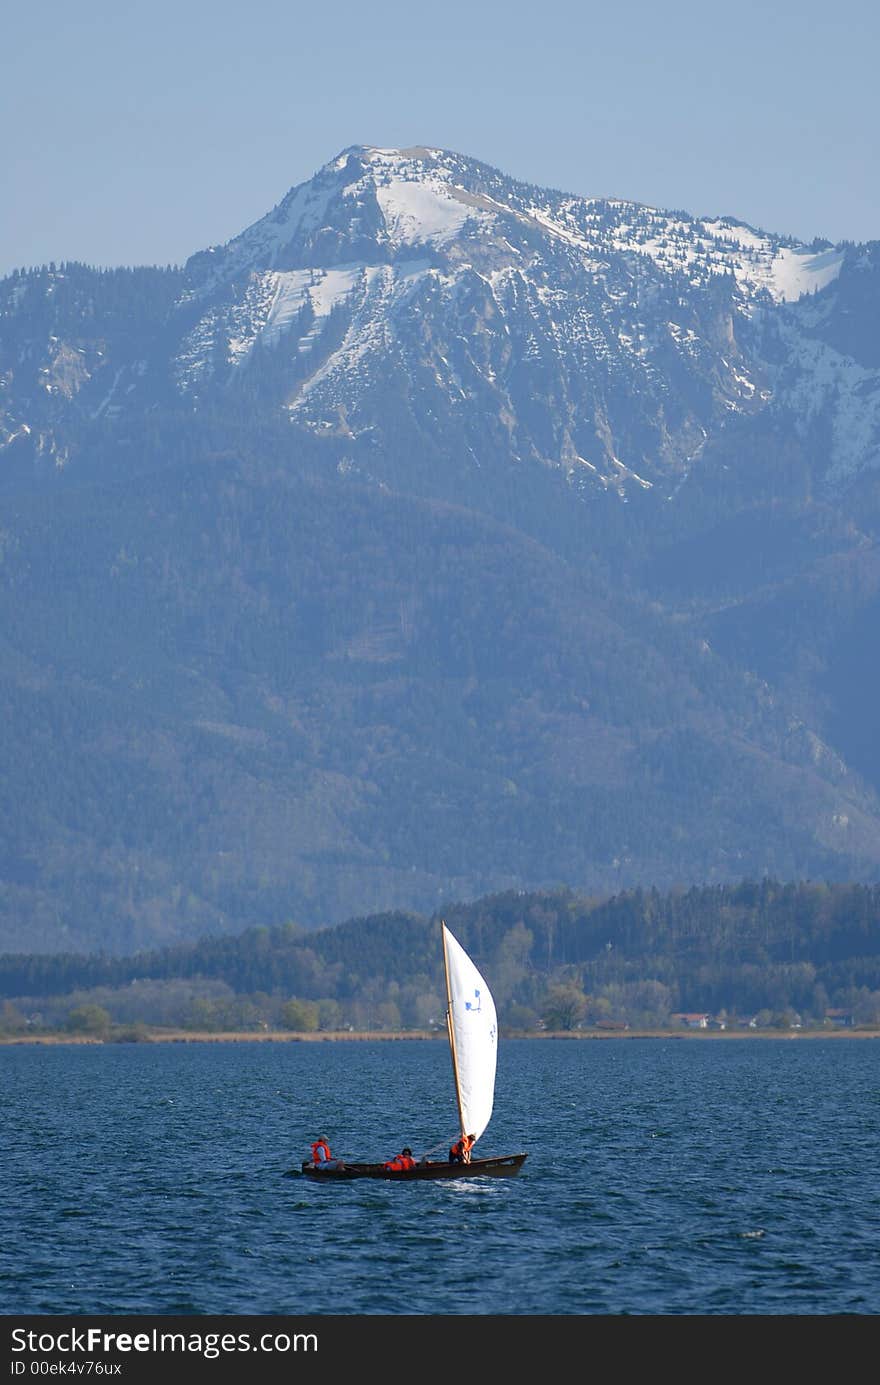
[3,0,878,277]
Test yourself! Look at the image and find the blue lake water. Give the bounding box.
[2,1036,879,1317]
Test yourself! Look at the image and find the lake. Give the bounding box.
[2,1036,879,1328]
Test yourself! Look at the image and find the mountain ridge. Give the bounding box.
[1,145,879,954]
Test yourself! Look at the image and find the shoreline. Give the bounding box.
[2,1026,878,1046]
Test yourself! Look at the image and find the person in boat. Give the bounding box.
[449,1133,475,1164]
[384,1146,416,1171]
[309,1136,343,1170]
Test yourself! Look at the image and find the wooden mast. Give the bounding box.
[442,920,466,1140]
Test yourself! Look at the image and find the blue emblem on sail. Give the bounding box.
[465,988,482,1013]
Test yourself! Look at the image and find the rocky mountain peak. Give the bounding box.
[2,145,877,501]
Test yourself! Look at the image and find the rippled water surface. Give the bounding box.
[2,1037,879,1315]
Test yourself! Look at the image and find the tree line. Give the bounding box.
[2,879,880,1037]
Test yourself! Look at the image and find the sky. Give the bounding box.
[3,0,878,278]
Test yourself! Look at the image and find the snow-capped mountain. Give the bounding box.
[173,145,878,496]
[3,145,878,500]
[2,146,880,955]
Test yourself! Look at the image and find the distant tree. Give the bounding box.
[585,994,613,1025]
[279,998,319,1032]
[66,1003,111,1035]
[853,989,880,1026]
[776,1007,802,1030]
[493,922,534,1004]
[375,1000,402,1031]
[0,1000,27,1034]
[317,998,343,1031]
[505,1002,540,1031]
[542,982,586,1031]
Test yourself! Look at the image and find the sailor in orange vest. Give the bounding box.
[449,1132,475,1164]
[384,1146,416,1171]
[309,1136,342,1170]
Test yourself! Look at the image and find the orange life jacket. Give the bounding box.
[450,1135,474,1162]
[385,1153,415,1170]
[311,1140,332,1164]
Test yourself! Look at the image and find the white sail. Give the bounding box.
[443,923,497,1144]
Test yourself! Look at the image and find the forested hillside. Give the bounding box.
[3,881,879,1036]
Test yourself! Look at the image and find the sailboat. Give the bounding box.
[296,921,527,1180]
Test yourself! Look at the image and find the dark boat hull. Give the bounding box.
[291,1153,527,1181]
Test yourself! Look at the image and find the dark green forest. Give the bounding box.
[3,879,880,1038]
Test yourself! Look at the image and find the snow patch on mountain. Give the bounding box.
[762,245,844,303]
[696,221,845,300]
[772,315,880,482]
[175,264,370,387]
[263,266,363,350]
[374,175,474,247]
[288,261,437,418]
[191,181,338,290]
[615,213,845,304]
